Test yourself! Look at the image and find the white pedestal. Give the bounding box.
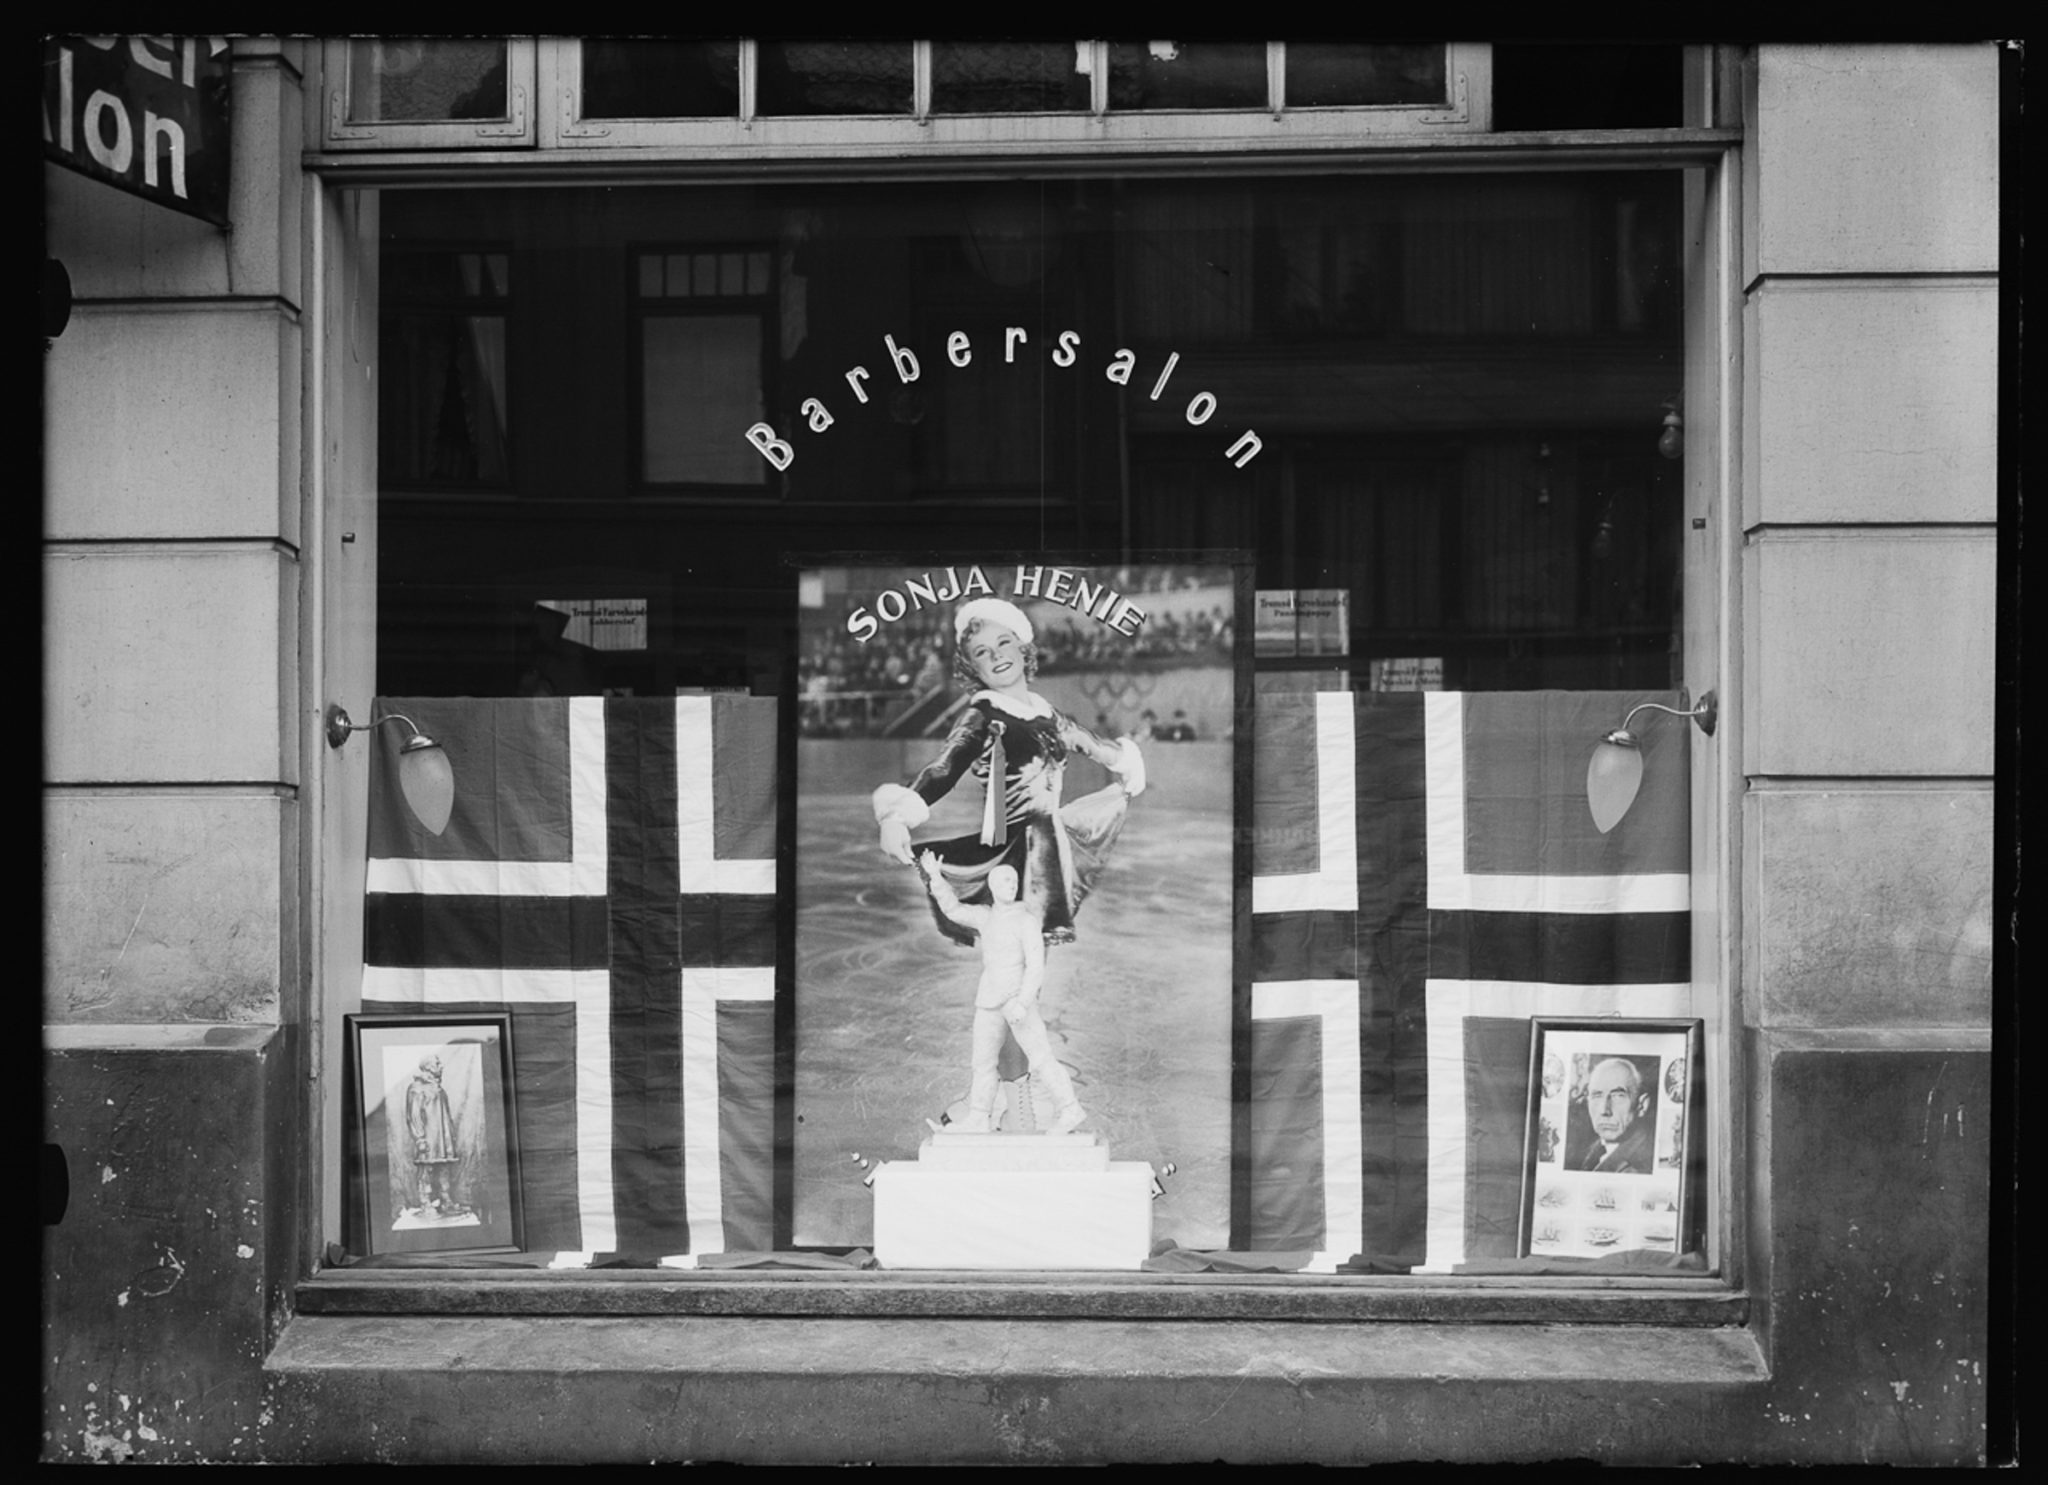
[917,1131,1111,1172]
[871,1133,1154,1270]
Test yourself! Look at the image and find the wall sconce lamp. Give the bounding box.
[325,705,455,836]
[1657,398,1685,461]
[1586,689,1717,834]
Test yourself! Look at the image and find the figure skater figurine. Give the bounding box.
[920,852,1087,1135]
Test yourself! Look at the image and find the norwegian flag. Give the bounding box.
[1246,689,1692,1270]
[359,696,778,1256]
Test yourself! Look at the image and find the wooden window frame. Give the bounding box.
[319,40,1488,155]
[322,38,537,150]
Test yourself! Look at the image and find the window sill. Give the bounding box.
[306,126,1742,182]
[296,1266,1746,1324]
[263,1305,1770,1463]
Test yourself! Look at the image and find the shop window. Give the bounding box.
[336,165,1719,1296]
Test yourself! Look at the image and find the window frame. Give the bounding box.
[322,37,538,150]
[318,40,1490,155]
[302,44,1746,1323]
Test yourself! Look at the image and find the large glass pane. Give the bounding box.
[580,39,740,119]
[930,41,1093,113]
[756,40,913,116]
[347,39,508,122]
[364,173,1701,1277]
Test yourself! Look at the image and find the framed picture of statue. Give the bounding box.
[1518,1018,1704,1262]
[789,557,1248,1266]
[344,1013,524,1257]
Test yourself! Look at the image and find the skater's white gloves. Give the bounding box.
[1113,737,1148,799]
[873,784,930,864]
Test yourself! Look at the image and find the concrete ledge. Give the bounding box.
[295,1267,1749,1325]
[264,1313,1769,1464]
[44,1022,281,1051]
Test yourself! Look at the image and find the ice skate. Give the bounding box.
[938,1079,1008,1133]
[951,1105,995,1134]
[1048,1101,1088,1135]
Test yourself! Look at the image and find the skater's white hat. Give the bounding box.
[954,597,1033,645]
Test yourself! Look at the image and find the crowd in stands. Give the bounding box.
[1032,604,1231,672]
[1103,563,1226,595]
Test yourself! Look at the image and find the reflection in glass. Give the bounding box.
[756,40,913,116]
[1286,43,1447,107]
[376,171,1683,693]
[580,39,740,119]
[642,317,766,485]
[348,39,508,122]
[380,252,510,487]
[931,41,1092,114]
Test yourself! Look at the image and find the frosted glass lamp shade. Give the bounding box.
[398,737,456,836]
[1586,736,1644,835]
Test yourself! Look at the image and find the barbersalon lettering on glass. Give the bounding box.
[743,331,1262,473]
[845,566,1146,646]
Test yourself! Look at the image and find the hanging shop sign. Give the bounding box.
[42,36,232,228]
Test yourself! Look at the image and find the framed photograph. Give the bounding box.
[344,1013,524,1257]
[1518,1018,1703,1260]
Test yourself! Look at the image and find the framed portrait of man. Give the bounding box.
[345,1013,525,1257]
[1518,1018,1703,1261]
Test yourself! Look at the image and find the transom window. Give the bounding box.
[318,39,1492,151]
